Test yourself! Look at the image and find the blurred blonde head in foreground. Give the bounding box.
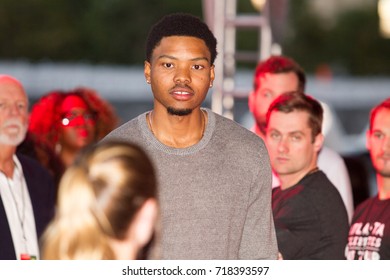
[41,141,158,260]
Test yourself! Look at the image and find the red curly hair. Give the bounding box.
[28,87,119,151]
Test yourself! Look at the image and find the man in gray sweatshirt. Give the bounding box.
[103,13,277,260]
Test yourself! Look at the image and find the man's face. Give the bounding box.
[266,110,323,180]
[248,72,299,136]
[367,108,390,177]
[0,79,28,146]
[144,35,215,116]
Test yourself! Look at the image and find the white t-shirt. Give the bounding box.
[0,155,40,259]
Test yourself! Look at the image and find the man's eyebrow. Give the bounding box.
[191,57,210,63]
[157,55,177,60]
[267,128,280,134]
[157,55,210,63]
[267,128,305,135]
[289,131,305,136]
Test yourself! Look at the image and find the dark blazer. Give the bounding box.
[0,153,56,260]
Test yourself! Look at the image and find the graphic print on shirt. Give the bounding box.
[345,222,385,260]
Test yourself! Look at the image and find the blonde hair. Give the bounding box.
[41,141,157,259]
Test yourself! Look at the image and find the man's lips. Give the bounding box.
[170,87,194,101]
[4,125,21,133]
[276,156,289,163]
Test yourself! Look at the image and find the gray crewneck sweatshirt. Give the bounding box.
[103,108,277,259]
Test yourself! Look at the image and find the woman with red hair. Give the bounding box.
[26,87,119,184]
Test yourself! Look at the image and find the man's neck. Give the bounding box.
[0,145,16,178]
[149,108,206,148]
[279,173,303,190]
[377,175,390,200]
[279,165,319,190]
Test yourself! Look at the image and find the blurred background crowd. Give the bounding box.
[1,0,389,205]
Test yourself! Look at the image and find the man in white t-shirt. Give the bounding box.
[0,75,55,259]
[248,55,354,222]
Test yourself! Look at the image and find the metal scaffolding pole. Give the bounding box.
[202,0,273,119]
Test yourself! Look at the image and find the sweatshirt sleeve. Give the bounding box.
[238,144,278,259]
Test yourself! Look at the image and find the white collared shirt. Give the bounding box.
[0,155,40,259]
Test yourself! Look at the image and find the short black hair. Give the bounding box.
[145,13,217,64]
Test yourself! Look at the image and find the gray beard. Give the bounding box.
[0,131,26,146]
[0,122,27,146]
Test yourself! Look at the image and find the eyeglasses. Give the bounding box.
[61,111,97,126]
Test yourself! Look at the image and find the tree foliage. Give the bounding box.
[0,0,389,75]
[0,0,202,64]
[282,0,390,75]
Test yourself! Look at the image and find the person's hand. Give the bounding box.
[278,252,283,260]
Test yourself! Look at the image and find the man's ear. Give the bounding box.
[144,61,151,83]
[210,64,215,86]
[313,133,324,153]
